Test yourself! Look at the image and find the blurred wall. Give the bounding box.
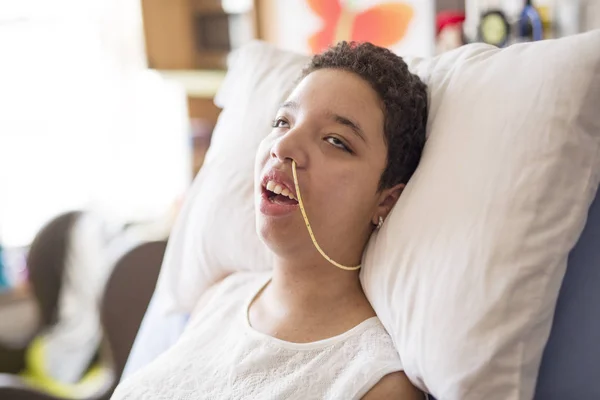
[0,0,191,247]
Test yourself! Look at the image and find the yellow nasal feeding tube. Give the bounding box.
[291,159,361,271]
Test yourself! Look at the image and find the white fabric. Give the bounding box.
[120,295,189,380]
[114,272,402,400]
[41,214,109,383]
[136,31,600,399]
[363,31,600,399]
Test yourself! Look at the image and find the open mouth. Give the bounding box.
[263,180,299,206]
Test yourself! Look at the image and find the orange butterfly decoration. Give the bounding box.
[306,0,414,54]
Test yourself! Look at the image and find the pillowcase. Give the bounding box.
[157,31,600,399]
[362,31,600,399]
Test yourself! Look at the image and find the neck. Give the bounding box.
[267,255,367,314]
[248,253,377,342]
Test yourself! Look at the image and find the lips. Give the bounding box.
[259,168,300,217]
[261,169,298,200]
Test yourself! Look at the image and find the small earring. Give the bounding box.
[377,216,384,230]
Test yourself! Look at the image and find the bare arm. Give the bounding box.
[362,371,424,400]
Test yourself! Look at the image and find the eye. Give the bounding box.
[271,118,290,129]
[325,136,352,153]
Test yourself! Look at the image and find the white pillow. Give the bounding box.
[157,32,600,399]
[362,30,600,399]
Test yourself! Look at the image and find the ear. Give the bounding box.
[372,183,405,225]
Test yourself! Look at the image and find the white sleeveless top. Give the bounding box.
[112,272,403,400]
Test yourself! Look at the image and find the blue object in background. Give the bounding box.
[519,0,544,41]
[0,244,8,289]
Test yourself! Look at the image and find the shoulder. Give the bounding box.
[362,372,423,400]
[354,318,401,363]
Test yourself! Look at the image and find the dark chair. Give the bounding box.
[0,211,81,375]
[0,211,166,400]
[100,240,167,382]
[534,193,600,398]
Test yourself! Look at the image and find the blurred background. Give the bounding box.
[0,0,598,398]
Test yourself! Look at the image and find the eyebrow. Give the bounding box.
[280,101,299,110]
[279,101,366,143]
[328,113,366,143]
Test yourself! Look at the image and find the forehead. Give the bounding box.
[288,69,384,132]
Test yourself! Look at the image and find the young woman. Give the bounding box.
[113,41,428,400]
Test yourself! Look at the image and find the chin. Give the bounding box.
[256,211,306,259]
[256,214,286,251]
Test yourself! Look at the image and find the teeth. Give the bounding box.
[265,180,296,201]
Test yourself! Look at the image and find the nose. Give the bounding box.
[270,125,309,168]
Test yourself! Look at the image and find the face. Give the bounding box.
[255,69,401,265]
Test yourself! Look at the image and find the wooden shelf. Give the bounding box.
[141,0,196,70]
[141,0,258,70]
[191,0,225,14]
[157,69,226,99]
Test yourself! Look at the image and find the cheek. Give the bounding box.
[254,137,274,182]
[315,167,378,216]
[257,136,273,164]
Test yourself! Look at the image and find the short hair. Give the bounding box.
[302,41,428,190]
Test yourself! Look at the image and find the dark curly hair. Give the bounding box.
[302,41,428,190]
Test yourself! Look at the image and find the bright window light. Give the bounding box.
[0,0,191,247]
